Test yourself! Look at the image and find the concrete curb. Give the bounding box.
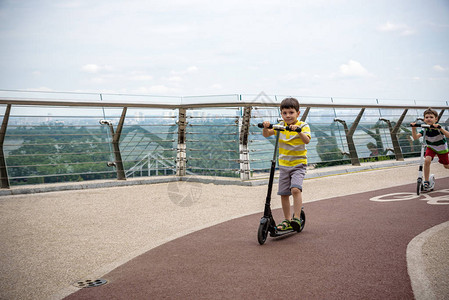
[407,221,449,300]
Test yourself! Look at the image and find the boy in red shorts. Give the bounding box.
[411,108,449,191]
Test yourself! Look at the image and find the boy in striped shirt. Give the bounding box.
[262,98,311,231]
[411,108,449,191]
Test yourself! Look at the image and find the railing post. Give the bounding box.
[438,109,445,122]
[100,107,127,180]
[239,106,252,180]
[112,107,127,180]
[0,104,11,188]
[334,108,365,166]
[176,108,187,176]
[379,109,408,161]
[300,107,310,122]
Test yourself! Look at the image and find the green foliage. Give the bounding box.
[311,123,344,162]
[6,125,113,185]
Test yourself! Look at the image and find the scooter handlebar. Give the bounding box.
[257,123,272,129]
[410,123,436,128]
[257,123,302,132]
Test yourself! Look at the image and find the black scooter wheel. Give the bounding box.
[257,221,269,245]
[299,210,306,232]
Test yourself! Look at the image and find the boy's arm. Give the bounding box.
[262,128,275,137]
[299,123,311,144]
[298,132,311,144]
[262,121,275,137]
[289,124,311,144]
[435,124,449,138]
[410,126,422,140]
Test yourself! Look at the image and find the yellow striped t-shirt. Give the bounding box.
[275,120,311,167]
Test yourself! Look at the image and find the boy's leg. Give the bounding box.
[291,187,303,218]
[289,164,306,219]
[281,195,291,220]
[424,148,437,181]
[436,152,449,169]
[424,156,432,181]
[278,166,292,221]
[290,187,303,232]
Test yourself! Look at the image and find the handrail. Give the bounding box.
[0,97,447,110]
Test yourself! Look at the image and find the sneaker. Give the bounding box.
[423,181,430,192]
[429,174,435,190]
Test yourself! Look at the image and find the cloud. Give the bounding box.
[129,75,154,81]
[186,66,198,73]
[82,64,101,73]
[339,60,373,78]
[55,1,83,9]
[377,22,415,36]
[26,87,54,92]
[86,70,153,85]
[150,24,193,35]
[81,64,113,73]
[280,72,308,81]
[170,66,199,75]
[90,77,105,84]
[162,66,198,84]
[167,76,183,82]
[433,65,446,72]
[135,85,174,94]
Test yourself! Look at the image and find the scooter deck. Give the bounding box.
[270,228,298,237]
[267,214,304,238]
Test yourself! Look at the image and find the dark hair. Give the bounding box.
[280,97,300,111]
[423,107,438,118]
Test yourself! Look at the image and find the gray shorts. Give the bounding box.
[277,164,307,196]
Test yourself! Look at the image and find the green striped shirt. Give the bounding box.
[420,128,448,154]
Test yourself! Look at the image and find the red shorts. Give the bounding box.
[425,148,449,165]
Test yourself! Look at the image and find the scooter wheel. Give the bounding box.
[299,210,306,232]
[257,221,269,245]
[417,179,422,196]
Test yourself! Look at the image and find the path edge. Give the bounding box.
[407,220,449,300]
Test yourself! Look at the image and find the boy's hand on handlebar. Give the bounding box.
[288,124,301,132]
[432,123,442,129]
[257,122,272,128]
[410,122,416,127]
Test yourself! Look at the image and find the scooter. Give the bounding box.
[411,122,435,195]
[257,123,306,245]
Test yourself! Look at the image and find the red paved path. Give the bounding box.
[65,179,449,299]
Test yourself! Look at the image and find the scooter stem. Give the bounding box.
[418,128,427,179]
[263,132,280,217]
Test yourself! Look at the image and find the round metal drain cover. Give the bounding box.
[75,279,108,288]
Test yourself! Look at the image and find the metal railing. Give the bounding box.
[0,90,447,188]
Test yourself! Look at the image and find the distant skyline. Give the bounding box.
[1,0,448,102]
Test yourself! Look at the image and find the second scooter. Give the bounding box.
[411,122,436,195]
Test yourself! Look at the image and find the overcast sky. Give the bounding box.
[0,0,448,102]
